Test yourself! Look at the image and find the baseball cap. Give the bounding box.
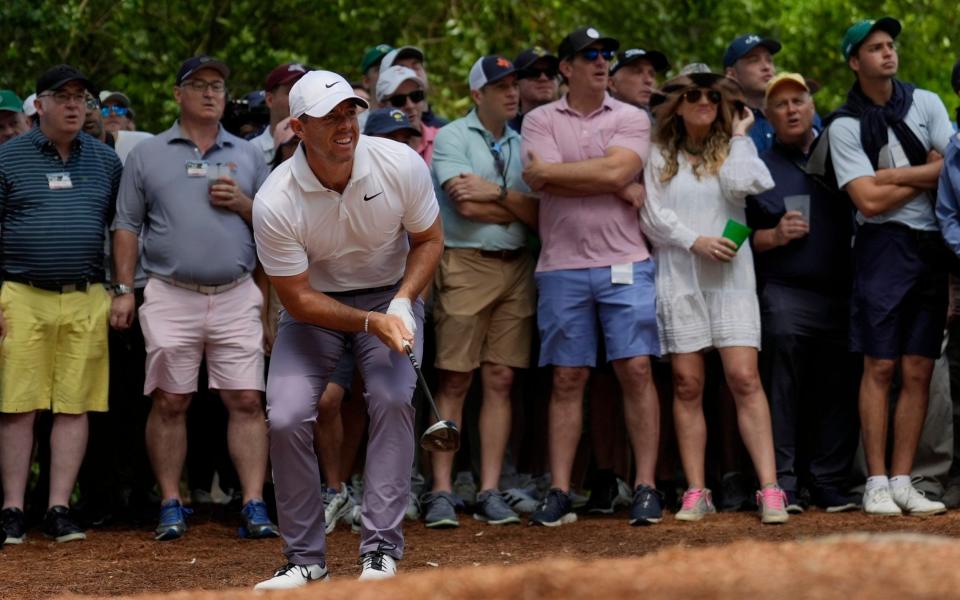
[678,63,713,76]
[841,17,901,60]
[558,27,619,61]
[723,34,782,68]
[514,47,559,72]
[764,72,810,103]
[363,108,420,137]
[36,64,95,96]
[380,46,426,73]
[375,66,425,103]
[175,55,230,85]
[265,63,311,92]
[469,56,517,91]
[22,93,37,117]
[610,48,669,75]
[0,90,23,113]
[952,57,960,94]
[288,70,369,119]
[99,91,135,118]
[361,44,394,73]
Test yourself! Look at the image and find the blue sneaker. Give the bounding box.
[628,485,664,526]
[529,488,577,527]
[155,500,192,541]
[421,491,461,528]
[240,499,280,539]
[474,490,521,525]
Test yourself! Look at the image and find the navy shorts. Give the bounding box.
[849,223,948,359]
[535,260,660,367]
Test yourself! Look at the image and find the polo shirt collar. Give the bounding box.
[290,136,372,193]
[465,109,519,144]
[554,93,614,118]
[167,120,233,149]
[29,127,83,153]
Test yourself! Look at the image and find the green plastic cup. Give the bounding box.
[721,219,752,250]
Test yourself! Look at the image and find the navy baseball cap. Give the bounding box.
[36,64,95,96]
[176,55,230,85]
[610,48,670,75]
[723,34,781,68]
[363,108,420,137]
[514,46,559,72]
[558,27,619,61]
[469,55,517,91]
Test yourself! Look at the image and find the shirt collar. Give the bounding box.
[464,109,520,144]
[554,93,615,118]
[290,136,372,193]
[167,120,233,149]
[29,127,84,153]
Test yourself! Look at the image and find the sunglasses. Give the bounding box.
[388,89,425,108]
[101,105,129,117]
[682,89,722,104]
[519,66,558,80]
[578,48,615,62]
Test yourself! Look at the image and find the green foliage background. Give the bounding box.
[2,0,957,132]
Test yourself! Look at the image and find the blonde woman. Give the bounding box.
[633,73,787,524]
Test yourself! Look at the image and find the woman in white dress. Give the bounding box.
[632,73,786,524]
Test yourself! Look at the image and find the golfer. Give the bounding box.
[251,70,442,590]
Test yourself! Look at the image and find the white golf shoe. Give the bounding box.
[254,562,328,591]
[863,486,902,516]
[890,484,947,516]
[358,543,398,581]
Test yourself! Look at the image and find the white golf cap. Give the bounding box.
[288,70,369,119]
[379,46,425,73]
[375,66,425,103]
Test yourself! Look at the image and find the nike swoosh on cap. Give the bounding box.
[325,82,338,88]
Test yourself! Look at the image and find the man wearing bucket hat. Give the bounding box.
[826,17,954,516]
[252,70,442,588]
[745,73,861,514]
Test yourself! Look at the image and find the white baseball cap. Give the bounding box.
[23,93,37,117]
[379,46,425,73]
[288,70,369,119]
[375,66,425,103]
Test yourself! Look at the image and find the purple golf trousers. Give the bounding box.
[266,287,424,565]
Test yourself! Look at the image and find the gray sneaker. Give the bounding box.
[322,484,354,534]
[474,490,521,525]
[421,491,462,528]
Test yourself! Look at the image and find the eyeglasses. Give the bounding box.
[577,48,615,62]
[179,80,226,94]
[39,91,87,106]
[519,66,558,80]
[388,89,425,108]
[682,89,722,105]
[101,105,129,117]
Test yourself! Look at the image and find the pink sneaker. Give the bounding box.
[756,486,789,524]
[674,488,716,522]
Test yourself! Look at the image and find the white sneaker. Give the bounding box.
[890,484,947,516]
[253,562,328,591]
[405,491,421,521]
[358,544,398,581]
[323,484,355,534]
[863,486,902,516]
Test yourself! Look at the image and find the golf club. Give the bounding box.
[403,342,460,452]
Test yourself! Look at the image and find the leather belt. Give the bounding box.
[151,272,252,295]
[2,273,102,293]
[478,249,523,261]
[325,282,401,297]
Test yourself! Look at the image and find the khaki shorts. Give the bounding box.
[0,282,110,414]
[433,248,536,372]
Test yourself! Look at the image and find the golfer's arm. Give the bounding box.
[270,272,369,331]
[396,216,444,302]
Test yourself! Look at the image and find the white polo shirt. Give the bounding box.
[253,135,439,292]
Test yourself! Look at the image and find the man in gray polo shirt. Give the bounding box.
[112,55,276,541]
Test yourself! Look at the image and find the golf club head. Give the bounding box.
[420,420,460,452]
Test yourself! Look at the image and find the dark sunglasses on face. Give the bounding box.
[682,89,722,105]
[101,105,129,117]
[578,48,615,62]
[388,89,425,108]
[519,66,559,80]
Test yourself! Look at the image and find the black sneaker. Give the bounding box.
[784,490,805,514]
[1,507,27,544]
[813,487,861,513]
[529,488,576,527]
[42,506,87,542]
[629,484,664,526]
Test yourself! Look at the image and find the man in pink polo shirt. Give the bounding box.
[521,26,662,527]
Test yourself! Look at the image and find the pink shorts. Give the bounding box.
[139,277,265,395]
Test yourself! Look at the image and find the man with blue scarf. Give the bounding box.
[827,17,954,517]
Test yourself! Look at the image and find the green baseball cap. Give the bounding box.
[841,17,901,60]
[0,89,23,113]
[361,44,394,73]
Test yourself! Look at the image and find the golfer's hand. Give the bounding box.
[110,293,135,330]
[369,312,413,353]
[387,297,417,339]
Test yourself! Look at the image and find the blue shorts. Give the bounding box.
[850,223,948,359]
[535,260,660,367]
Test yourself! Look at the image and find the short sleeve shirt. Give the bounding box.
[431,109,528,250]
[829,89,954,231]
[253,135,439,292]
[521,94,651,272]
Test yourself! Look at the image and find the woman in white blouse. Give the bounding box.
[632,73,786,524]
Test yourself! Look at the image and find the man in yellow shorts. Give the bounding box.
[0,64,122,544]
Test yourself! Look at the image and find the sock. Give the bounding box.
[865,475,889,492]
[889,475,912,489]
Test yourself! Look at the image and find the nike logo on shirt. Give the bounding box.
[364,191,383,201]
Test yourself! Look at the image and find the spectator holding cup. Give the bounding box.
[633,72,787,524]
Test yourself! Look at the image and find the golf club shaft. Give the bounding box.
[403,343,443,422]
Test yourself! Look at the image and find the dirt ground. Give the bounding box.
[4,507,960,599]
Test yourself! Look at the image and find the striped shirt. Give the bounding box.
[0,128,122,283]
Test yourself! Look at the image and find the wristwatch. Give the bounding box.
[111,283,134,296]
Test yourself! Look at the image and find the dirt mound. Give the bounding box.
[56,533,959,600]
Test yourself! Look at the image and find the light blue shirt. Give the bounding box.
[431,109,528,250]
[936,133,960,255]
